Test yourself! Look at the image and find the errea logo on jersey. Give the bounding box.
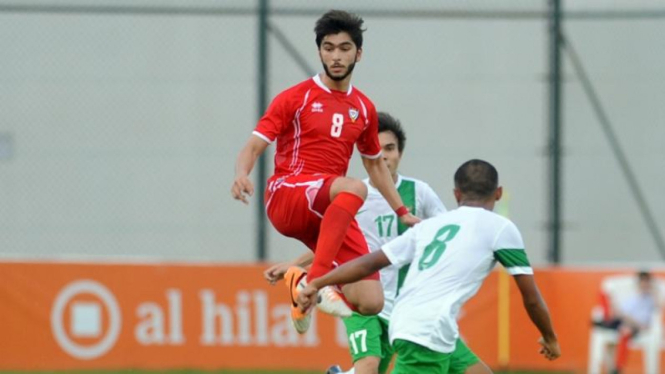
[311,102,323,113]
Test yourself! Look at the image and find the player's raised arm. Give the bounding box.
[231,135,269,204]
[362,156,420,227]
[298,250,391,310]
[513,274,561,360]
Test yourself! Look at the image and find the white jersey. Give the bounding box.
[356,175,446,320]
[382,206,533,353]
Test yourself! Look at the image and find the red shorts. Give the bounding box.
[265,173,378,280]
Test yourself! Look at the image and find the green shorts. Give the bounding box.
[392,338,480,374]
[342,312,394,374]
[449,339,480,374]
[393,339,451,373]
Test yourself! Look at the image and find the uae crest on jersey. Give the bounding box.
[349,108,359,122]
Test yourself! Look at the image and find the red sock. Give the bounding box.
[307,192,364,281]
[615,329,631,371]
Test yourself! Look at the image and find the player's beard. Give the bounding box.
[322,60,356,82]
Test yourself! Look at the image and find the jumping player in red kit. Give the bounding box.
[231,10,419,333]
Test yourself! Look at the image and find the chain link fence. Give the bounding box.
[1,0,663,265]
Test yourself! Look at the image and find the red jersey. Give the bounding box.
[253,75,381,177]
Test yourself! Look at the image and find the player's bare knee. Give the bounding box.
[355,368,379,374]
[357,297,383,316]
[333,177,367,200]
[345,178,367,200]
[354,357,380,374]
[465,361,493,374]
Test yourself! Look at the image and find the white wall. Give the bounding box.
[0,1,663,265]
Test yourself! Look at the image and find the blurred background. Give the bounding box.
[1,0,664,373]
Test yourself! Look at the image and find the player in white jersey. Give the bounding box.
[298,159,561,373]
[266,114,489,374]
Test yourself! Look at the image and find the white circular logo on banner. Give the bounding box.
[51,280,122,360]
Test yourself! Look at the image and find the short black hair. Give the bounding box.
[454,159,499,200]
[638,270,652,282]
[315,10,365,49]
[378,112,406,154]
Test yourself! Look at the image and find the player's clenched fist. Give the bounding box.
[399,213,421,227]
[538,337,561,361]
[297,284,319,312]
[263,262,291,285]
[231,175,254,204]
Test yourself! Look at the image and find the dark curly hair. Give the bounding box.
[315,10,365,49]
[377,112,406,154]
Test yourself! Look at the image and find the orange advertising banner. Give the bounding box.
[0,262,661,373]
